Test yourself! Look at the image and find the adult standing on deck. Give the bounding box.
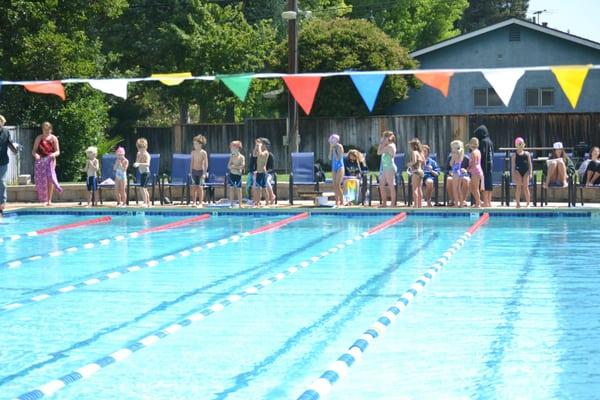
[32,121,62,205]
[474,125,494,207]
[0,115,19,214]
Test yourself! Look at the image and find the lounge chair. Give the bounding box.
[368,153,407,206]
[205,153,229,203]
[128,153,160,205]
[98,154,117,205]
[159,153,191,205]
[492,152,509,206]
[289,152,320,205]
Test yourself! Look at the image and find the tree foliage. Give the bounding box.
[273,18,417,116]
[456,0,529,33]
[346,0,468,50]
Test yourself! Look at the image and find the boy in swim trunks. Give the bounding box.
[83,146,99,207]
[228,140,245,208]
[190,135,208,208]
[252,138,269,207]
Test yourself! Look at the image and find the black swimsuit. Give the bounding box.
[515,152,529,176]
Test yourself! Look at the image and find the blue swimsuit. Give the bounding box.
[332,149,344,173]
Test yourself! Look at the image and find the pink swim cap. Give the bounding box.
[116,146,125,155]
[515,137,525,146]
[328,134,340,145]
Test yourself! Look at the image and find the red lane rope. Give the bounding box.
[34,216,112,235]
[248,212,310,235]
[366,212,407,235]
[136,214,211,235]
[467,213,490,234]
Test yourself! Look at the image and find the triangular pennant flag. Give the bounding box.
[551,65,590,109]
[414,72,454,97]
[282,75,321,115]
[350,73,386,112]
[482,68,525,106]
[23,81,66,100]
[151,72,192,86]
[88,79,129,99]
[218,74,253,101]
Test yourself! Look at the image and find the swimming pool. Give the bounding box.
[0,211,598,399]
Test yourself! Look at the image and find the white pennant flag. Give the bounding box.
[482,68,525,107]
[88,79,129,99]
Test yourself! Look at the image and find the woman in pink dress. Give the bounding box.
[31,122,63,205]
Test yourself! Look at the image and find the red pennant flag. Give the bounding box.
[24,81,66,101]
[414,72,454,98]
[282,75,321,115]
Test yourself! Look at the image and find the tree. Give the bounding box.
[456,0,529,33]
[0,1,125,180]
[346,0,468,50]
[273,18,417,116]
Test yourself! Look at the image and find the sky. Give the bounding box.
[527,0,600,43]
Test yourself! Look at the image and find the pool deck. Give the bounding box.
[4,201,600,216]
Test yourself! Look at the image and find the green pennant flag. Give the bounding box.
[218,74,253,101]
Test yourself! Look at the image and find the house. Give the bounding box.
[390,18,600,115]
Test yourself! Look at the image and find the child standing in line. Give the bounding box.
[377,130,397,207]
[328,134,345,207]
[190,134,208,208]
[449,140,470,208]
[228,140,245,208]
[468,137,484,208]
[511,137,532,208]
[407,138,424,209]
[83,146,99,207]
[253,138,269,207]
[133,137,151,207]
[114,146,128,207]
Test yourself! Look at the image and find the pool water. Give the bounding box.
[0,212,598,399]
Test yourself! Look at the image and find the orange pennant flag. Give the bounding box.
[282,75,322,115]
[414,72,454,97]
[24,81,66,101]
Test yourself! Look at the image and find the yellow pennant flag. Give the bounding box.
[551,65,590,109]
[151,72,192,86]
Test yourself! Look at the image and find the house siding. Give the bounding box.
[390,25,600,115]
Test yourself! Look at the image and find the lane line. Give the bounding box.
[0,214,210,271]
[13,213,405,400]
[296,213,490,400]
[0,217,112,244]
[1,214,307,313]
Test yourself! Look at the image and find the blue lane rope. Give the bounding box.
[13,215,407,400]
[296,215,490,400]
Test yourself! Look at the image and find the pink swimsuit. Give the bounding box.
[468,154,483,176]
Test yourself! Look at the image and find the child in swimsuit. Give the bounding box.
[468,137,483,208]
[511,137,533,208]
[449,140,469,207]
[253,139,269,207]
[407,138,424,208]
[228,140,245,208]
[133,137,151,207]
[377,130,397,207]
[113,146,128,207]
[190,135,208,208]
[329,134,345,206]
[83,146,99,207]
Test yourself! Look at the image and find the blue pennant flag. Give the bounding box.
[350,73,386,112]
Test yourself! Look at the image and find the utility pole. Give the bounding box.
[286,0,300,155]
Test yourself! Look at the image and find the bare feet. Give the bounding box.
[516,203,521,208]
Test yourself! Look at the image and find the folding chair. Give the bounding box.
[160,153,191,205]
[289,152,320,205]
[128,153,160,205]
[98,154,117,205]
[205,153,229,203]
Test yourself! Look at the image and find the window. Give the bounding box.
[526,88,555,107]
[474,88,503,107]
